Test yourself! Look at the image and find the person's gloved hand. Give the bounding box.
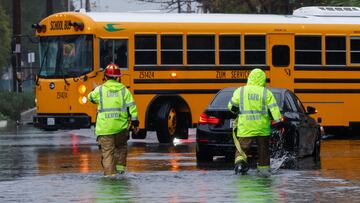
[271,117,285,129]
[272,121,282,128]
[131,120,140,135]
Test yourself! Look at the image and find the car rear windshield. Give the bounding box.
[211,90,283,110]
[210,91,234,108]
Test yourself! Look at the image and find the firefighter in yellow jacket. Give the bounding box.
[228,68,282,176]
[88,63,139,176]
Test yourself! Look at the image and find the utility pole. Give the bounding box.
[86,0,91,11]
[63,0,69,11]
[177,0,181,13]
[186,0,191,13]
[46,0,53,16]
[12,0,21,92]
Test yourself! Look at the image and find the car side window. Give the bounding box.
[284,94,296,112]
[289,92,306,113]
[295,96,306,113]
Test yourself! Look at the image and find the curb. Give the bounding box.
[20,107,36,124]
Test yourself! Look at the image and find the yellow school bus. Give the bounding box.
[33,6,360,142]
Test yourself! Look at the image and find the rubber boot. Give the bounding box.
[116,165,126,174]
[234,160,249,175]
[104,174,116,178]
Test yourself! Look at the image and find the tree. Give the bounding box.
[135,0,198,13]
[0,4,11,74]
[197,0,349,14]
[328,0,360,6]
[198,0,294,14]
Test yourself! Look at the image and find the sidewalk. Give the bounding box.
[20,107,36,124]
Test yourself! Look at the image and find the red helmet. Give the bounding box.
[105,63,122,77]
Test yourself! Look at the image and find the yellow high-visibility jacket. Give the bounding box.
[88,79,138,136]
[228,69,281,137]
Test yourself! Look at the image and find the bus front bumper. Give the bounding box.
[33,114,91,130]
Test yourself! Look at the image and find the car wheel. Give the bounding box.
[196,144,213,162]
[312,131,321,162]
[156,102,177,143]
[288,131,299,158]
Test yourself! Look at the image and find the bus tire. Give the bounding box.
[156,102,177,143]
[175,112,189,140]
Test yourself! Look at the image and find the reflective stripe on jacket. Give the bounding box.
[228,69,281,137]
[88,79,138,136]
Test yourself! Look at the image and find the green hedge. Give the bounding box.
[0,91,35,121]
[0,112,6,120]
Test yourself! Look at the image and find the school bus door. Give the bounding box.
[99,38,131,88]
[268,34,294,90]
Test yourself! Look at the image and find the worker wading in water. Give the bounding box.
[228,68,282,176]
[88,63,139,177]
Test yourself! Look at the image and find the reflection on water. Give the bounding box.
[321,139,360,183]
[35,140,197,175]
[127,142,197,172]
[234,176,278,202]
[1,126,360,202]
[37,146,102,175]
[96,177,133,202]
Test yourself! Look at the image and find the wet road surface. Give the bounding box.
[1,125,360,202]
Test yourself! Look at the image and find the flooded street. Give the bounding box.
[1,125,360,202]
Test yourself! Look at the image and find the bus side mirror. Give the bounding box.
[306,106,317,115]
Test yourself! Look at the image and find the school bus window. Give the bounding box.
[244,35,266,65]
[326,36,346,65]
[295,36,322,65]
[350,37,360,64]
[187,35,215,64]
[161,35,183,65]
[219,35,241,65]
[100,39,128,69]
[135,35,157,65]
[272,45,290,67]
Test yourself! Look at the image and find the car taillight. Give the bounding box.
[198,113,220,125]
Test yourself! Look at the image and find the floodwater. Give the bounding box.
[1,125,360,202]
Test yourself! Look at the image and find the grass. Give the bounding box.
[0,112,6,120]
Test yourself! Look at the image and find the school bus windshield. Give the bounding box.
[38,35,93,78]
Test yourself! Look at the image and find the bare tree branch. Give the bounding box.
[243,0,257,13]
[134,0,197,13]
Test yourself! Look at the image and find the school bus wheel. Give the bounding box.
[156,102,177,143]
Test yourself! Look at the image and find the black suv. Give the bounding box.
[196,87,321,162]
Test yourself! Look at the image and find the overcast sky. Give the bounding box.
[72,0,201,13]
